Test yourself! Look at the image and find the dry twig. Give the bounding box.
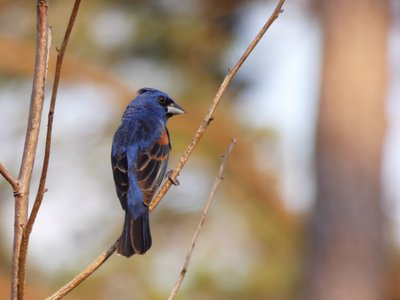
[16,1,82,298]
[45,241,118,300]
[45,0,285,298]
[168,139,236,300]
[11,1,50,299]
[0,162,18,191]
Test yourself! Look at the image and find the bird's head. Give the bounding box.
[136,87,185,119]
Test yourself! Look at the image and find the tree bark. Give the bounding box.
[306,1,389,300]
[11,1,49,299]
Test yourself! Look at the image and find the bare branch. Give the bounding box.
[149,0,286,212]
[45,1,285,298]
[0,162,18,190]
[168,139,236,300]
[17,1,82,298]
[11,1,50,299]
[28,0,82,235]
[45,241,118,300]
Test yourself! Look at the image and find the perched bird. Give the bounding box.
[111,88,185,257]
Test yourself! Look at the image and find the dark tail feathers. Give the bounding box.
[117,210,152,257]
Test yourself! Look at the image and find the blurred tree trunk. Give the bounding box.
[306,1,389,300]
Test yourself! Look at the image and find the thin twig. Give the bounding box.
[45,1,285,298]
[0,162,18,191]
[168,139,236,300]
[45,240,119,300]
[11,1,50,299]
[149,0,286,212]
[17,1,82,298]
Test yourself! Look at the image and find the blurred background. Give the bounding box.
[0,0,399,299]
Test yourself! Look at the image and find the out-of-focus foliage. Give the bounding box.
[0,1,299,299]
[1,0,400,300]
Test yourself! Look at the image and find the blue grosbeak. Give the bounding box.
[111,88,185,257]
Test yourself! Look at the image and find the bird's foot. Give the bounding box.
[166,170,180,186]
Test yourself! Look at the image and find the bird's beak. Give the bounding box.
[167,102,185,116]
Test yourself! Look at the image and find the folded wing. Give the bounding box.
[136,128,171,205]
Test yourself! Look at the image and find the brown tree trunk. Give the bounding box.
[306,1,389,300]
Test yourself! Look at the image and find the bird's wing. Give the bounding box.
[111,146,130,211]
[112,140,149,220]
[136,128,171,206]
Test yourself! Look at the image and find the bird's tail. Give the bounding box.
[117,209,152,257]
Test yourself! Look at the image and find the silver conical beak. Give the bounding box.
[167,102,185,115]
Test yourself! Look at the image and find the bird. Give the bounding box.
[111,87,185,257]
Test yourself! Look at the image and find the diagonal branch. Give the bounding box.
[11,1,50,299]
[17,1,82,299]
[148,0,285,212]
[0,162,18,191]
[168,139,236,300]
[45,240,118,300]
[45,1,285,298]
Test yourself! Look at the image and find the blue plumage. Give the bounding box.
[111,88,185,257]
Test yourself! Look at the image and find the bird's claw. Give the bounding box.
[166,170,180,186]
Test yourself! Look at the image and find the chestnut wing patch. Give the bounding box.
[136,129,171,205]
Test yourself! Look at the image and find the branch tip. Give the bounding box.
[167,140,236,300]
[148,0,284,212]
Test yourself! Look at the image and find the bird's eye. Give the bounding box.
[158,96,167,104]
